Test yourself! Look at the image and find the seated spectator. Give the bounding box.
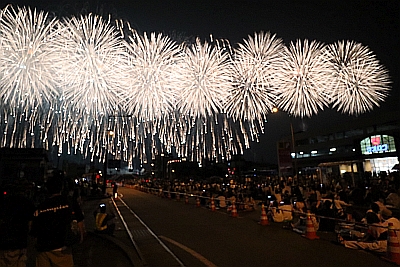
[280,198,293,229]
[291,207,319,234]
[363,202,384,223]
[374,197,392,219]
[333,194,351,219]
[244,197,256,211]
[386,188,400,209]
[291,196,306,226]
[93,203,115,236]
[217,193,227,209]
[337,212,398,253]
[317,199,336,232]
[267,201,284,223]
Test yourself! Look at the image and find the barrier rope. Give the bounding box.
[128,184,399,231]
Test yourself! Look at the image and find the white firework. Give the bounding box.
[56,13,129,119]
[0,5,393,164]
[276,39,334,118]
[323,40,391,115]
[226,32,285,122]
[124,30,184,121]
[52,14,130,162]
[0,5,61,110]
[172,38,239,162]
[177,38,232,118]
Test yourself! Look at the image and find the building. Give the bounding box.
[277,111,400,185]
[0,148,49,185]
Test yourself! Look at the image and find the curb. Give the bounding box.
[86,231,143,267]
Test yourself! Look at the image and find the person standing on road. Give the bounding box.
[112,182,118,199]
[0,181,35,267]
[31,172,85,267]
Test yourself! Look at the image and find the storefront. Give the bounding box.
[360,134,398,174]
[277,111,400,182]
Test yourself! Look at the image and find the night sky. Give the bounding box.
[3,0,400,164]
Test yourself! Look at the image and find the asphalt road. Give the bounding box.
[114,187,394,267]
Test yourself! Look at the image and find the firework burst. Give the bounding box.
[276,39,334,118]
[0,5,60,110]
[226,32,285,122]
[177,38,232,118]
[172,38,240,162]
[124,30,184,121]
[225,32,287,148]
[57,13,129,118]
[52,13,130,161]
[0,5,393,165]
[323,40,391,115]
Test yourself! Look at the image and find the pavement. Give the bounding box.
[26,189,140,267]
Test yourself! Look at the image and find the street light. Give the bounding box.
[102,130,114,194]
[271,107,297,177]
[102,114,132,194]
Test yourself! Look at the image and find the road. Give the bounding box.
[111,186,393,267]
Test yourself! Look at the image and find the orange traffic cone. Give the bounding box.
[231,201,238,218]
[382,222,400,265]
[259,204,269,226]
[302,210,319,240]
[210,196,216,211]
[185,194,189,204]
[176,192,180,201]
[196,196,201,207]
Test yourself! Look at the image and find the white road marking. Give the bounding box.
[159,235,218,267]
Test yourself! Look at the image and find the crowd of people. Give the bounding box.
[130,170,400,253]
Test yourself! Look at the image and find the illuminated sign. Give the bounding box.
[361,134,396,155]
[366,144,388,153]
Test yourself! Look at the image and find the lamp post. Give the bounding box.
[102,114,131,194]
[160,153,164,180]
[102,130,114,195]
[270,107,297,177]
[290,120,298,177]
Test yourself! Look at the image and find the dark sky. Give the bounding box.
[3,0,400,164]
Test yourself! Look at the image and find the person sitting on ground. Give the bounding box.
[386,188,400,209]
[374,196,392,219]
[333,194,351,219]
[267,200,284,223]
[291,196,306,227]
[217,193,227,209]
[93,203,115,236]
[244,196,256,211]
[337,211,398,253]
[362,202,384,223]
[291,207,319,234]
[280,198,293,222]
